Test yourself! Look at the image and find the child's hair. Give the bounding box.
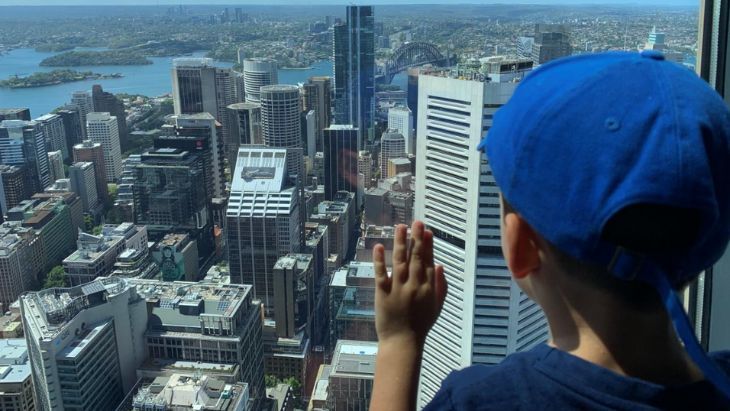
[504,199,703,311]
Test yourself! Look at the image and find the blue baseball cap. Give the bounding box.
[479,51,730,397]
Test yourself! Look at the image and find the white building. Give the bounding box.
[387,106,414,155]
[414,74,548,407]
[226,147,301,310]
[260,85,304,179]
[86,112,122,182]
[242,58,278,103]
[379,130,406,179]
[20,277,149,410]
[36,114,68,160]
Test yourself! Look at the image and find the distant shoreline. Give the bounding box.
[0,70,123,89]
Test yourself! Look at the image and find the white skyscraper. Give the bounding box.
[70,91,93,139]
[414,74,548,407]
[388,106,414,155]
[260,85,304,179]
[86,112,122,182]
[243,58,278,103]
[36,113,68,160]
[47,150,65,182]
[379,130,406,179]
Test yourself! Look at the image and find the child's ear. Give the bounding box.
[503,212,541,279]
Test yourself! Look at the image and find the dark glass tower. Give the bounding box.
[333,5,375,149]
[323,125,359,201]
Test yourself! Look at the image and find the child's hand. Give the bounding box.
[374,220,448,347]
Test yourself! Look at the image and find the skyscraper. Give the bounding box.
[68,162,99,213]
[20,277,149,411]
[302,76,333,151]
[379,130,406,179]
[56,108,84,158]
[35,113,68,160]
[324,125,359,201]
[92,84,129,152]
[414,74,548,407]
[0,120,51,194]
[532,24,572,65]
[159,113,226,200]
[242,58,278,103]
[226,102,262,167]
[333,5,375,147]
[47,150,65,182]
[0,109,31,122]
[0,165,31,212]
[171,58,237,147]
[226,147,301,310]
[70,91,93,139]
[86,112,122,182]
[260,85,304,179]
[387,106,414,155]
[73,140,109,203]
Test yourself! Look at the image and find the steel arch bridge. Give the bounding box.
[382,42,453,83]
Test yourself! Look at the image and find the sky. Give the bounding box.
[0,0,699,5]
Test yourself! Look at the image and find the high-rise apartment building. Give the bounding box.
[68,161,99,213]
[532,24,572,65]
[73,139,109,203]
[159,113,226,200]
[260,85,304,179]
[92,84,129,152]
[86,112,122,182]
[333,5,375,147]
[242,58,278,103]
[379,130,406,179]
[226,102,262,167]
[414,74,548,407]
[20,277,149,411]
[388,106,414,155]
[0,120,51,194]
[323,125,359,201]
[47,150,64,183]
[226,147,301,309]
[35,113,68,160]
[70,91,93,139]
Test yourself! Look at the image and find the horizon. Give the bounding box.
[0,0,699,6]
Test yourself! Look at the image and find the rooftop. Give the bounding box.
[130,374,248,411]
[0,339,30,385]
[330,340,378,379]
[229,146,288,194]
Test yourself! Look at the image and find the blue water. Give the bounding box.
[0,48,333,118]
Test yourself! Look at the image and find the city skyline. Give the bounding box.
[0,0,700,5]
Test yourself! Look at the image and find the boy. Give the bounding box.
[370,51,730,410]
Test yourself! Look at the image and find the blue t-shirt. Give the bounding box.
[423,344,730,410]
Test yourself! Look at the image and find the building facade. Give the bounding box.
[387,106,414,155]
[323,125,359,201]
[260,85,304,179]
[86,112,122,182]
[73,140,109,203]
[242,58,278,103]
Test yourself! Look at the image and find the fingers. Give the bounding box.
[373,244,390,293]
[409,221,425,283]
[393,224,408,283]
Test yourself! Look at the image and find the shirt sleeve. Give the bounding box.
[422,375,456,411]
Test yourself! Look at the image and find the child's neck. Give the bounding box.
[545,293,704,386]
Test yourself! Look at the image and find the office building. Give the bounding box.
[388,106,414,155]
[0,109,31,122]
[414,74,548,406]
[303,222,330,347]
[226,147,301,309]
[387,157,411,178]
[364,185,413,227]
[132,278,265,398]
[70,91,93,138]
[0,165,31,213]
[20,277,149,411]
[517,36,535,60]
[124,374,250,411]
[0,120,52,194]
[326,340,377,411]
[0,339,35,411]
[68,162,99,213]
[111,247,160,280]
[323,125,359,201]
[73,139,109,203]
[132,148,212,257]
[260,85,304,179]
[532,24,572,65]
[0,226,40,309]
[262,320,309,391]
[159,113,226,200]
[328,262,376,349]
[150,233,199,282]
[56,108,83,157]
[358,150,373,189]
[63,231,126,286]
[86,112,122,182]
[47,150,64,183]
[309,192,356,266]
[302,76,333,151]
[92,84,129,152]
[35,113,68,160]
[267,384,294,411]
[379,130,406,179]
[226,102,262,167]
[242,58,278,103]
[333,6,375,147]
[272,254,314,339]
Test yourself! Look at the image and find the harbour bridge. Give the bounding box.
[379,41,455,83]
